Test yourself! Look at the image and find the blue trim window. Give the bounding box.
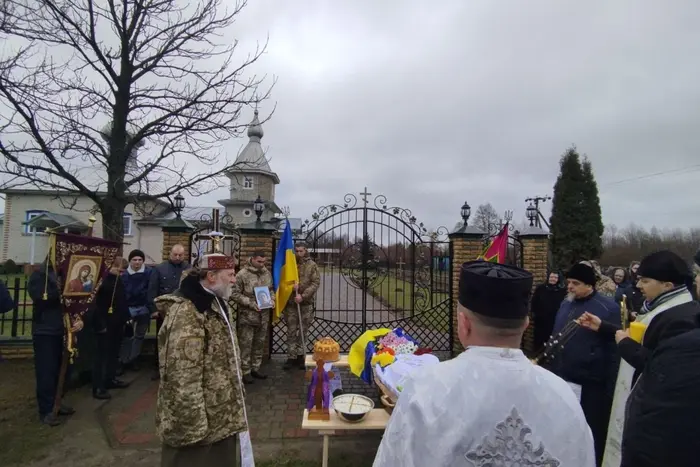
[123,213,133,236]
[25,210,48,234]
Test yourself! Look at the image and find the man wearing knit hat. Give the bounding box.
[578,250,700,467]
[119,249,153,372]
[547,262,620,466]
[373,261,595,467]
[155,252,254,467]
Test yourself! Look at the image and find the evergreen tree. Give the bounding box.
[580,157,605,258]
[549,146,604,269]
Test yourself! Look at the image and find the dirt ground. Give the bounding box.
[0,359,378,467]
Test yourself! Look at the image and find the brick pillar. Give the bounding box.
[161,217,194,261]
[448,225,486,355]
[239,222,278,362]
[520,226,550,355]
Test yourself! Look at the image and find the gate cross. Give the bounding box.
[360,187,372,207]
[196,208,237,254]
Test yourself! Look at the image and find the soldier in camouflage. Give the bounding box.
[154,253,249,467]
[283,242,321,370]
[231,251,274,385]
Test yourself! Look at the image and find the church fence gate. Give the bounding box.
[270,189,453,357]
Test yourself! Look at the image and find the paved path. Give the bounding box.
[314,271,391,324]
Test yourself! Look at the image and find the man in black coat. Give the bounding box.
[147,243,190,380]
[89,257,130,399]
[28,261,83,426]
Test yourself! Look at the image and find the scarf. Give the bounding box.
[640,286,689,315]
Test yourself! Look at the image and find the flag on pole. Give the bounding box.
[478,223,509,263]
[272,220,299,321]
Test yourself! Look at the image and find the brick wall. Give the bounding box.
[449,232,485,355]
[521,232,549,355]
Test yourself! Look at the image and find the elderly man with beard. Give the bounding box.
[546,262,620,467]
[154,253,252,467]
[232,251,274,385]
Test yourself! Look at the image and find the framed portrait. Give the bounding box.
[63,255,103,296]
[254,286,273,310]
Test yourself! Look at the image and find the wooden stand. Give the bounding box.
[306,359,334,421]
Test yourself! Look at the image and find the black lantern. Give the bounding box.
[460,201,471,225]
[174,193,185,219]
[253,195,265,221]
[526,202,537,226]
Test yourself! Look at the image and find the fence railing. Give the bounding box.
[0,276,33,340]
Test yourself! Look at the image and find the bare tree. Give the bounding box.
[472,203,502,235]
[601,223,700,267]
[0,0,272,241]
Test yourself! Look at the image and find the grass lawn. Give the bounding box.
[372,276,449,333]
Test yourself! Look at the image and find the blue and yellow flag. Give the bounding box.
[272,220,299,321]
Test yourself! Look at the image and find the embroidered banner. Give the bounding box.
[48,232,121,316]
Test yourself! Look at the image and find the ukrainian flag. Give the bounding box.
[272,220,299,321]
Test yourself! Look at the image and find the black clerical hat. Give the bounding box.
[458,260,533,320]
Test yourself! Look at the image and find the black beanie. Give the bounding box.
[128,249,145,261]
[566,263,597,287]
[637,250,690,286]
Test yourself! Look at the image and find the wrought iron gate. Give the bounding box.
[188,208,241,265]
[270,189,452,357]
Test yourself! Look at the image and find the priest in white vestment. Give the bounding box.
[373,260,596,467]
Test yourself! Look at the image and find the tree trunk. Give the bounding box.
[100,197,126,251]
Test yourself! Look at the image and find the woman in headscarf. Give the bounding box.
[530,270,567,351]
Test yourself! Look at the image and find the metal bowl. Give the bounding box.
[332,393,375,423]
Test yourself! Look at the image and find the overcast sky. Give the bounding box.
[4,0,700,232]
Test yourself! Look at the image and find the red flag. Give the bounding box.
[478,223,509,263]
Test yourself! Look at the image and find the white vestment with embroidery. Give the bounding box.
[372,346,596,467]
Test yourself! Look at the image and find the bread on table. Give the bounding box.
[313,337,340,362]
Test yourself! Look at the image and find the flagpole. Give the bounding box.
[295,282,306,361]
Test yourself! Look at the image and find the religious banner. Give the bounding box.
[47,232,121,317]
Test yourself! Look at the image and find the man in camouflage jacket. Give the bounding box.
[283,242,321,370]
[231,251,274,384]
[154,253,249,467]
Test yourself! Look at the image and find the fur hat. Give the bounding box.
[567,263,597,287]
[637,250,691,286]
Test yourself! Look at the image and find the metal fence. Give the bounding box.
[0,276,33,340]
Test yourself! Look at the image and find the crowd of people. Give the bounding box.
[22,238,700,466]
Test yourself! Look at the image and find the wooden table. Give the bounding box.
[301,408,390,467]
[305,354,350,368]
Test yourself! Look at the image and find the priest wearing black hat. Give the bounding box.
[547,262,620,467]
[373,261,596,467]
[577,250,700,467]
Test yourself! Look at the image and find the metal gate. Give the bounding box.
[188,208,241,265]
[270,188,452,356]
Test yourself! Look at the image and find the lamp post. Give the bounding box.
[526,203,537,227]
[174,193,185,219]
[525,195,551,229]
[460,201,471,226]
[253,195,265,222]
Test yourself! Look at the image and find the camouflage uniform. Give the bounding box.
[231,260,273,376]
[284,256,321,360]
[154,273,246,467]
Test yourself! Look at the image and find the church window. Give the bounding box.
[243,176,254,190]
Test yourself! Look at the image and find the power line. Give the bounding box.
[601,164,700,188]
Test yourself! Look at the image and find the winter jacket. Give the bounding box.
[88,272,129,333]
[530,278,567,351]
[28,264,64,336]
[289,256,321,306]
[0,281,14,314]
[121,267,152,309]
[547,291,619,390]
[147,260,191,313]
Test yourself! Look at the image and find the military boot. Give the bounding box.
[297,355,306,370]
[283,358,296,370]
